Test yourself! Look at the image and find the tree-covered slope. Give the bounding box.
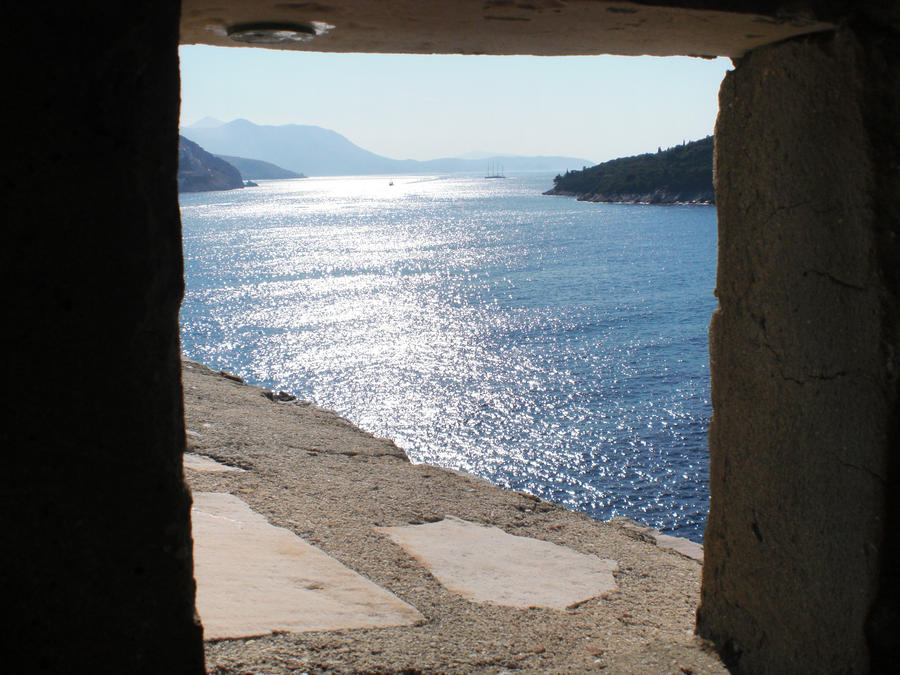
[545,136,714,204]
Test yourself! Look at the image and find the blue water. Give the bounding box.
[179,174,717,542]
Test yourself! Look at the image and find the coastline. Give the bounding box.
[543,188,715,205]
[182,358,721,673]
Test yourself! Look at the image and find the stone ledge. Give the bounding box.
[182,359,724,673]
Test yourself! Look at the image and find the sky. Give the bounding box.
[180,46,731,165]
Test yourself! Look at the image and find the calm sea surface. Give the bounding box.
[179,174,717,542]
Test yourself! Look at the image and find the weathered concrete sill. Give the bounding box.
[182,359,723,674]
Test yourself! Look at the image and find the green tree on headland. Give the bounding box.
[546,136,714,204]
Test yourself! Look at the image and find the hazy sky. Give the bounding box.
[180,45,731,164]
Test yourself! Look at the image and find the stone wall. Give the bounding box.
[2,3,205,673]
[699,25,898,672]
[4,2,897,673]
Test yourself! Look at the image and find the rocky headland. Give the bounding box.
[545,136,714,205]
[182,359,724,674]
[178,135,244,193]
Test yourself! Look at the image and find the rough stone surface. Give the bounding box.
[610,518,704,563]
[182,361,407,462]
[700,26,898,673]
[859,18,900,672]
[180,0,838,58]
[193,492,424,639]
[3,4,204,674]
[376,516,618,609]
[183,360,724,674]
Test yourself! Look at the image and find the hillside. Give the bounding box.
[181,119,591,177]
[177,136,243,193]
[545,136,714,204]
[216,155,304,180]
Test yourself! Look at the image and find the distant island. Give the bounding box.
[544,136,714,205]
[181,118,592,177]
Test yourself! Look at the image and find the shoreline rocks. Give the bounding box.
[544,187,715,205]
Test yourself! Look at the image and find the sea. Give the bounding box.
[179,173,717,543]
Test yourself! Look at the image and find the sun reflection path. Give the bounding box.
[180,174,716,542]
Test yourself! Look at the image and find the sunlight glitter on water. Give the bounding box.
[181,174,716,542]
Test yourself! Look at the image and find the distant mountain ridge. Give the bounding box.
[181,119,592,177]
[545,136,714,205]
[187,116,226,129]
[217,155,304,180]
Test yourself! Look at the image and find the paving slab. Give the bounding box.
[192,492,424,639]
[184,452,245,473]
[377,516,618,610]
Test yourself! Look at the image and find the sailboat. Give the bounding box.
[485,161,506,179]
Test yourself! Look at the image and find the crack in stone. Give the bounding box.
[780,369,851,385]
[761,200,815,227]
[806,370,849,381]
[803,269,867,291]
[306,449,406,460]
[755,337,854,384]
[838,460,886,484]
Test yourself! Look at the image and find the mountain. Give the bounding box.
[216,155,304,180]
[186,116,226,129]
[457,150,511,160]
[177,136,243,193]
[181,119,591,177]
[544,136,714,205]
